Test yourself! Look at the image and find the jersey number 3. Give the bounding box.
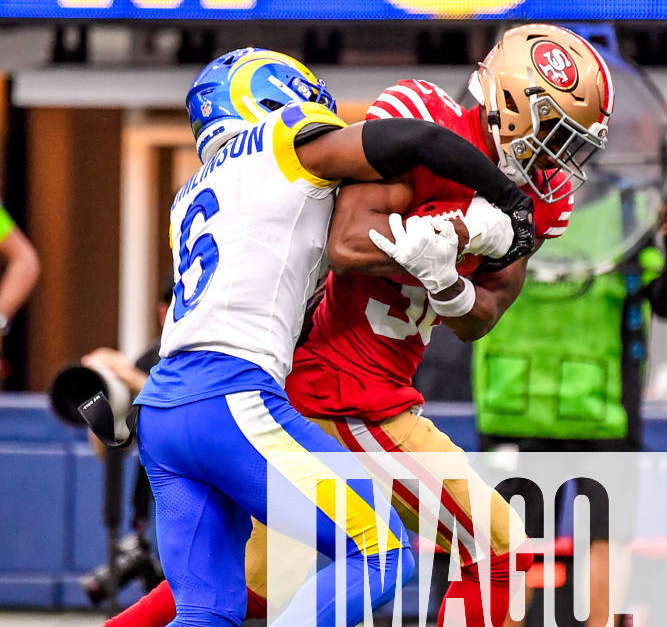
[173,188,220,321]
[365,284,437,344]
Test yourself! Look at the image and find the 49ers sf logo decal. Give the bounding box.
[531,41,578,91]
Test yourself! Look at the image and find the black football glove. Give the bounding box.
[478,191,535,273]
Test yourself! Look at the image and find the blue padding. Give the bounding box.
[0,575,58,607]
[0,404,85,444]
[61,575,143,609]
[431,416,479,452]
[0,445,68,572]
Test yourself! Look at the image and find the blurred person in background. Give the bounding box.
[44,268,167,607]
[0,202,39,354]
[82,280,171,458]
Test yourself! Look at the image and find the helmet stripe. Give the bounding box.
[573,34,615,122]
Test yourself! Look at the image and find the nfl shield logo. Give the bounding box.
[201,100,213,117]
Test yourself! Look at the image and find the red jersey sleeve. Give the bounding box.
[528,172,574,239]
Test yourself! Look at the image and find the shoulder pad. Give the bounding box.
[279,101,346,131]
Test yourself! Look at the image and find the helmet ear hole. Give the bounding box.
[259,98,284,111]
[503,90,519,113]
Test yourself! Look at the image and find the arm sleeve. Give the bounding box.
[647,236,667,318]
[361,118,525,211]
[0,205,15,244]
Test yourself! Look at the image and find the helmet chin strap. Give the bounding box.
[470,64,527,186]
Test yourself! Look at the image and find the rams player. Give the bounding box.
[121,47,534,627]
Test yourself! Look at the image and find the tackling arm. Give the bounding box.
[296,119,530,215]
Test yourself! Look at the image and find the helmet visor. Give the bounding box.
[286,76,337,113]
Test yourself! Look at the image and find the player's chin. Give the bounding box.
[530,155,558,172]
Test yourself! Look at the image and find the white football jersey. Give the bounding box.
[159,102,346,386]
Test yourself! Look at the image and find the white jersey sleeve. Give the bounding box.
[159,102,347,386]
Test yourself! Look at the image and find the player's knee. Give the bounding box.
[169,606,238,627]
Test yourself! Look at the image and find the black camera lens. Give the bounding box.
[50,364,108,427]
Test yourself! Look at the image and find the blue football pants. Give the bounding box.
[138,389,414,627]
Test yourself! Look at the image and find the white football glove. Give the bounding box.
[433,196,513,259]
[369,213,459,293]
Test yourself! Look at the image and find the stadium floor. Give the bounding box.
[0,612,106,626]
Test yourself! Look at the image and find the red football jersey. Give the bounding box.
[286,80,574,422]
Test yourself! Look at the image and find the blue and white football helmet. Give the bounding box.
[186,47,337,162]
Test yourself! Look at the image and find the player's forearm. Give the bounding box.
[435,281,502,341]
[329,211,403,275]
[0,238,40,320]
[329,244,402,275]
[333,216,470,275]
[433,257,528,342]
[330,220,469,276]
[328,181,411,274]
[329,181,469,275]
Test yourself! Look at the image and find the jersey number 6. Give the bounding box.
[173,188,220,322]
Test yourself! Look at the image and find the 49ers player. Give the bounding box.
[105,24,613,627]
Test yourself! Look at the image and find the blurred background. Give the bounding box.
[0,2,666,626]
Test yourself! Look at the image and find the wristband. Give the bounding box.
[428,277,476,318]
